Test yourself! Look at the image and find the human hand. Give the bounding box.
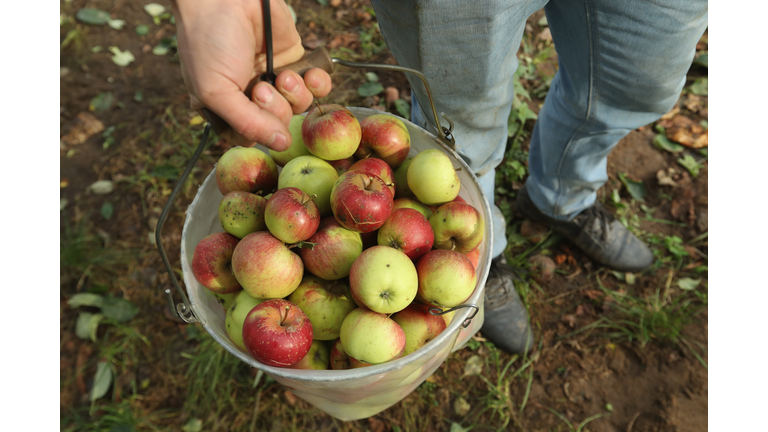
[171,0,332,151]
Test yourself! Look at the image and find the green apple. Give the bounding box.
[287,275,357,340]
[415,249,476,308]
[393,157,415,199]
[339,308,406,365]
[407,149,460,205]
[213,291,239,311]
[349,245,418,314]
[218,191,268,238]
[289,340,331,370]
[269,114,312,166]
[392,197,432,219]
[278,155,339,217]
[225,291,267,351]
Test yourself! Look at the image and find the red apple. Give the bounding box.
[327,156,357,176]
[329,338,351,370]
[377,208,434,261]
[216,146,278,196]
[464,247,480,270]
[242,299,313,367]
[289,340,331,370]
[192,232,241,294]
[218,191,268,239]
[299,217,363,280]
[416,249,476,308]
[302,104,361,161]
[356,114,411,169]
[429,202,484,253]
[330,171,393,233]
[391,303,447,355]
[392,197,433,219]
[453,195,467,204]
[264,187,321,243]
[347,157,396,197]
[287,275,357,340]
[231,232,303,299]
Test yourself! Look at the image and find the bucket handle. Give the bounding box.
[429,305,479,329]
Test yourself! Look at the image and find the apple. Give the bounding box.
[415,249,476,308]
[302,103,361,161]
[330,171,393,233]
[347,157,396,197]
[327,156,356,176]
[264,187,321,243]
[392,197,432,219]
[429,202,485,253]
[299,217,363,280]
[213,291,239,311]
[407,149,460,205]
[218,191,268,238]
[231,231,303,299]
[391,303,447,355]
[355,114,411,169]
[287,275,357,340]
[453,195,467,204]
[278,155,338,217]
[192,232,241,294]
[329,338,351,370]
[349,245,418,314]
[225,291,267,351]
[290,340,331,370]
[377,208,434,261]
[269,114,312,166]
[242,299,313,367]
[393,156,415,199]
[339,308,406,365]
[216,146,278,196]
[464,247,480,270]
[349,356,373,368]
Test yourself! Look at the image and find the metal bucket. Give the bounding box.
[177,107,492,421]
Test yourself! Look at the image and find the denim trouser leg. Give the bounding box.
[371,0,708,255]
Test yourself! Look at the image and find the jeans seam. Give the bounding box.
[552,0,599,219]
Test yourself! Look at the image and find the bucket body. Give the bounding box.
[180,107,492,420]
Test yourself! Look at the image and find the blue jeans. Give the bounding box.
[371,0,708,258]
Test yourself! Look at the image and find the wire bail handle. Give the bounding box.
[429,304,479,329]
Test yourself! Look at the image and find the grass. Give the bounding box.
[543,406,611,432]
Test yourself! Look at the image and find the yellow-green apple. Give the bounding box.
[231,232,303,299]
[213,291,239,311]
[407,149,460,205]
[393,156,415,199]
[218,191,268,238]
[415,249,476,308]
[269,114,311,166]
[330,171,393,233]
[299,217,363,280]
[264,187,320,243]
[339,308,406,365]
[287,275,357,340]
[429,202,484,253]
[464,247,480,270]
[192,232,241,294]
[289,340,331,370]
[377,208,434,261]
[225,291,267,351]
[347,157,396,197]
[329,338,351,370]
[327,156,356,176]
[392,197,432,219]
[391,303,447,355]
[355,114,411,169]
[242,299,313,367]
[278,155,338,217]
[216,146,278,195]
[301,103,361,161]
[349,245,418,314]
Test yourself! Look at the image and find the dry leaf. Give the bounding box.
[327,33,358,49]
[562,314,576,328]
[660,106,680,120]
[538,28,552,41]
[61,112,105,146]
[368,417,386,432]
[461,355,483,378]
[666,115,708,148]
[284,390,297,406]
[330,0,342,6]
[454,396,471,416]
[583,289,603,301]
[554,254,567,265]
[657,168,678,187]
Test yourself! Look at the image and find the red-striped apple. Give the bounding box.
[290,340,331,370]
[264,187,320,243]
[377,208,434,261]
[355,114,411,169]
[216,146,278,196]
[416,249,476,308]
[299,217,363,280]
[429,201,484,253]
[329,338,351,370]
[192,232,241,294]
[347,157,396,197]
[391,303,447,355]
[269,114,311,166]
[302,104,361,161]
[231,232,303,299]
[242,299,313,367]
[330,171,393,233]
[287,275,357,340]
[392,197,432,219]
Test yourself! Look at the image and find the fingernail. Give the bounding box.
[255,84,273,104]
[270,133,288,151]
[307,75,321,91]
[283,74,298,93]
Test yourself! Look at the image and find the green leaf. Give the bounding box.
[677,155,702,177]
[653,134,685,153]
[694,265,708,273]
[89,92,114,112]
[357,82,384,97]
[68,293,105,308]
[618,172,646,202]
[693,53,708,68]
[91,361,113,401]
[102,297,139,322]
[135,25,150,36]
[61,198,69,211]
[108,19,126,30]
[394,99,410,119]
[687,77,708,96]
[677,277,702,291]
[91,46,103,53]
[449,423,471,432]
[109,426,134,432]
[316,0,329,5]
[144,3,166,17]
[182,419,203,432]
[134,91,144,102]
[151,164,180,180]
[152,44,170,56]
[76,8,111,25]
[109,47,135,67]
[365,72,379,82]
[101,202,114,220]
[698,148,708,157]
[538,15,548,27]
[664,236,688,259]
[75,312,103,342]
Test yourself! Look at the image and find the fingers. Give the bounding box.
[274,68,333,114]
[303,68,333,98]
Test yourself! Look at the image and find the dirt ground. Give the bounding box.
[60,1,708,431]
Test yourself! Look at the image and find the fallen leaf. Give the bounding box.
[189,115,204,126]
[454,396,471,416]
[89,180,115,195]
[61,112,105,145]
[76,8,111,25]
[108,19,126,30]
[89,92,114,112]
[327,33,358,49]
[109,46,135,66]
[144,3,166,17]
[583,289,603,301]
[358,82,384,97]
[182,419,203,432]
[60,179,69,188]
[461,355,483,378]
[554,254,567,265]
[284,390,297,405]
[101,297,139,322]
[135,24,150,36]
[618,172,646,201]
[677,277,701,291]
[656,168,679,187]
[101,202,114,220]
[302,32,323,50]
[68,293,105,308]
[653,134,685,153]
[91,361,113,401]
[368,417,385,432]
[687,77,707,96]
[666,115,708,148]
[561,314,576,328]
[394,99,410,119]
[450,423,471,432]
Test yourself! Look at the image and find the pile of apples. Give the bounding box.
[191,104,485,370]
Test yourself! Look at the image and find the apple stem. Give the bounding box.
[364,176,374,190]
[280,305,290,326]
[454,167,462,172]
[287,241,317,250]
[450,239,456,251]
[314,100,325,115]
[300,194,318,206]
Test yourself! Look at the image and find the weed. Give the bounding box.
[544,406,611,432]
[61,399,177,432]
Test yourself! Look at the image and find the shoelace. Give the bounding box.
[574,203,616,243]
